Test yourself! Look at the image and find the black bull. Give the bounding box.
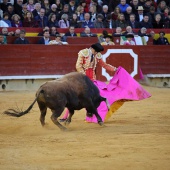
[3,72,110,130]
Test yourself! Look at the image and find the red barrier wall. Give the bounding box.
[0,45,169,81]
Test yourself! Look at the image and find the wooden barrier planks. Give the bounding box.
[0,45,170,81]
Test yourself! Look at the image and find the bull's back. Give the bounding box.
[36,72,100,103]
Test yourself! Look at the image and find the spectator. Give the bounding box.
[47,13,59,28]
[32,3,41,18]
[48,34,68,45]
[157,0,167,14]
[68,0,77,15]
[23,11,39,27]
[101,5,110,21]
[103,14,116,28]
[37,30,50,44]
[113,26,123,36]
[1,27,14,36]
[123,34,136,45]
[152,13,164,28]
[147,6,156,23]
[136,6,145,22]
[164,12,170,28]
[0,0,11,13]
[14,0,23,20]
[14,29,29,44]
[115,13,128,28]
[117,0,130,13]
[123,26,136,35]
[143,0,153,13]
[138,27,151,37]
[27,0,35,12]
[80,27,97,37]
[50,26,59,36]
[90,0,102,13]
[38,26,50,36]
[94,14,104,28]
[2,13,12,27]
[11,14,23,27]
[58,13,70,28]
[128,13,140,28]
[64,26,77,37]
[55,0,63,12]
[78,0,87,13]
[42,0,51,16]
[6,4,15,21]
[157,0,169,7]
[111,6,121,21]
[131,0,140,15]
[151,0,158,8]
[0,34,6,45]
[138,27,153,43]
[76,6,85,22]
[89,5,97,22]
[14,29,21,37]
[98,29,109,42]
[58,4,71,20]
[35,8,48,27]
[139,14,153,28]
[21,3,29,20]
[152,31,170,45]
[0,19,9,27]
[124,6,133,21]
[101,34,115,45]
[70,13,81,28]
[46,4,58,18]
[163,6,170,20]
[81,12,94,28]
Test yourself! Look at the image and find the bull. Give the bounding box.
[3,72,110,130]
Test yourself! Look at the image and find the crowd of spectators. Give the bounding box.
[0,0,170,29]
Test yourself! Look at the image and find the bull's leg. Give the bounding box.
[37,101,47,126]
[51,107,67,131]
[65,110,74,126]
[99,97,110,111]
[93,110,104,126]
[85,99,104,126]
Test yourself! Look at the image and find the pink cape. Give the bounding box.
[85,66,151,123]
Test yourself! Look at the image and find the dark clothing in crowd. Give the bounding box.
[14,38,29,44]
[153,37,170,45]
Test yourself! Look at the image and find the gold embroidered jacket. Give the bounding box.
[76,48,116,80]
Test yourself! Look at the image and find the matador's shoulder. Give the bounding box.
[96,52,102,59]
[79,48,90,57]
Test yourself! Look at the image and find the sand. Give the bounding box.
[0,86,170,170]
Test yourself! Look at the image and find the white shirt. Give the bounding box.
[48,40,68,45]
[139,14,143,22]
[0,20,9,27]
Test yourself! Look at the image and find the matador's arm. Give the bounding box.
[96,53,117,72]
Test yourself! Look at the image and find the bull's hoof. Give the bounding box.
[98,122,105,126]
[60,126,67,131]
[59,118,66,122]
[64,120,71,126]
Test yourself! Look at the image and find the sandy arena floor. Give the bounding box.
[0,86,170,170]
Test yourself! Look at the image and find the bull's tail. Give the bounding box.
[3,91,42,117]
